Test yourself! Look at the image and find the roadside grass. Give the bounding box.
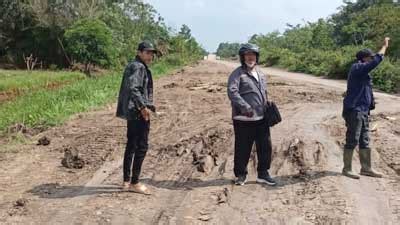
[0,61,184,134]
[0,69,86,94]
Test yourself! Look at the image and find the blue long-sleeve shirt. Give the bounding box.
[343,54,384,113]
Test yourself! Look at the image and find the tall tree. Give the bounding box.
[178,24,192,40]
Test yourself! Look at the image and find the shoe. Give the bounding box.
[128,182,151,195]
[342,148,360,179]
[122,182,131,190]
[256,173,277,186]
[359,148,383,178]
[234,175,247,186]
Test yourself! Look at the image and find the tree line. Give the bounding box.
[0,0,206,74]
[217,0,400,92]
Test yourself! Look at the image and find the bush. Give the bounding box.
[163,54,185,66]
[64,19,116,76]
[247,1,400,93]
[372,60,400,93]
[301,49,335,76]
[279,51,303,72]
[260,45,375,80]
[216,43,241,58]
[260,47,285,66]
[299,49,354,78]
[263,46,400,92]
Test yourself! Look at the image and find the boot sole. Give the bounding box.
[342,172,360,179]
[360,172,383,178]
[256,178,277,186]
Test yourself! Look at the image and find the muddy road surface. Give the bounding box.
[1,60,400,224]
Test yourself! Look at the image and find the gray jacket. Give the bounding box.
[227,66,268,120]
[116,57,154,120]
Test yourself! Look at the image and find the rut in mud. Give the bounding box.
[1,60,400,224]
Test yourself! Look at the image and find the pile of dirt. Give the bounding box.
[5,123,47,138]
[163,82,179,89]
[215,187,230,205]
[271,137,327,181]
[284,138,309,176]
[186,82,225,93]
[152,128,233,175]
[370,113,400,176]
[37,136,51,146]
[61,146,85,169]
[7,198,29,217]
[7,123,28,134]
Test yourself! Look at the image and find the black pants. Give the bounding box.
[343,110,370,150]
[123,119,150,184]
[233,119,272,177]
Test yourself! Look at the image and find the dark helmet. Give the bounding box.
[356,48,375,61]
[239,43,260,66]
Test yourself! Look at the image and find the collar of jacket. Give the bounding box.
[241,65,261,77]
[241,65,266,104]
[135,55,150,70]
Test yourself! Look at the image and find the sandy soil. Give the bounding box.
[1,60,399,224]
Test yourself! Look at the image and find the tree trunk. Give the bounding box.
[84,63,92,77]
[57,37,71,66]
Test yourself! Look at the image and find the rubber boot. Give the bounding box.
[359,148,383,178]
[342,148,360,179]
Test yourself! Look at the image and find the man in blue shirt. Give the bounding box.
[342,37,390,179]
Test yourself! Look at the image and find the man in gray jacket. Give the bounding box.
[116,41,156,195]
[227,43,276,186]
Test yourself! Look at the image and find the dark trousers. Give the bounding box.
[233,119,272,177]
[123,119,150,184]
[343,110,370,150]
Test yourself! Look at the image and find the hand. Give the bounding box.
[147,105,156,113]
[140,107,151,121]
[384,37,390,48]
[244,110,254,118]
[378,37,390,55]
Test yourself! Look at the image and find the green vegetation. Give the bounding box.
[216,43,241,58]
[0,70,85,93]
[0,72,120,131]
[64,19,116,75]
[0,0,205,69]
[0,61,180,133]
[0,0,206,133]
[217,0,400,93]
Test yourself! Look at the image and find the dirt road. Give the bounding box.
[1,60,400,224]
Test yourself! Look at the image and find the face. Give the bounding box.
[244,51,257,68]
[362,55,373,63]
[138,50,155,65]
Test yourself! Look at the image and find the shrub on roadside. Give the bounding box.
[163,54,185,66]
[260,45,399,92]
[372,60,400,93]
[64,19,116,76]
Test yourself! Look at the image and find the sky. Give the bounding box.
[143,0,345,52]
